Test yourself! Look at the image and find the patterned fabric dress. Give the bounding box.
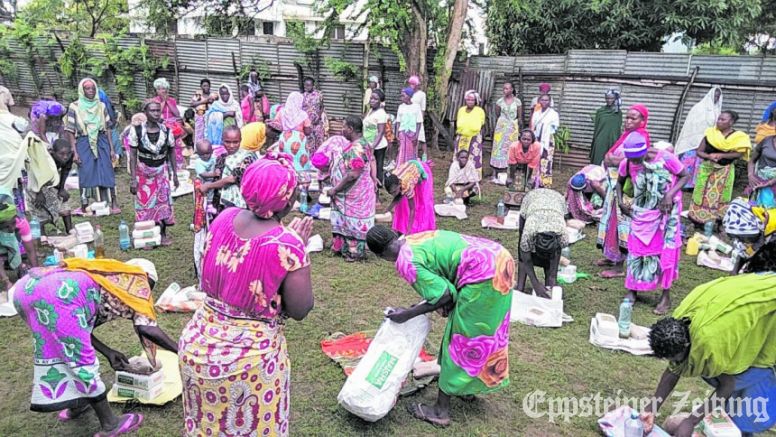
[395,231,514,396]
[330,139,375,259]
[14,268,156,412]
[153,96,186,170]
[396,103,422,166]
[491,97,521,171]
[276,122,312,183]
[219,149,258,209]
[129,124,176,225]
[302,90,324,151]
[179,208,310,437]
[454,106,486,177]
[565,165,607,223]
[620,151,684,291]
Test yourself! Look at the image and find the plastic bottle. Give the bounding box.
[118,220,130,251]
[704,221,714,238]
[29,216,41,241]
[561,247,571,259]
[623,410,644,437]
[618,298,632,339]
[94,225,105,258]
[299,187,309,214]
[496,199,506,218]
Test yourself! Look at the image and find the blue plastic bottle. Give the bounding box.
[623,410,644,437]
[618,298,632,339]
[118,220,130,251]
[299,187,309,214]
[29,216,41,240]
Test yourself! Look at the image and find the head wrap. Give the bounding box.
[408,75,421,86]
[464,89,481,106]
[153,78,171,91]
[30,100,65,137]
[539,83,551,93]
[71,78,106,157]
[278,92,308,132]
[311,152,330,170]
[570,173,587,191]
[126,258,158,282]
[369,75,379,84]
[606,104,651,157]
[131,112,147,126]
[724,198,763,238]
[313,135,350,175]
[605,88,622,111]
[402,87,415,98]
[241,152,298,218]
[240,122,266,152]
[630,104,649,127]
[623,131,648,158]
[0,86,14,112]
[0,191,15,223]
[12,118,29,133]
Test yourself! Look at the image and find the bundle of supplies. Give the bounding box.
[155,283,206,313]
[511,287,571,328]
[434,202,467,220]
[172,170,195,198]
[589,313,652,356]
[133,220,161,249]
[44,231,79,251]
[481,211,520,230]
[88,201,111,216]
[375,212,392,223]
[74,222,94,243]
[337,314,431,422]
[662,410,742,437]
[111,356,165,401]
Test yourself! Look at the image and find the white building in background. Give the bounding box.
[127,0,369,39]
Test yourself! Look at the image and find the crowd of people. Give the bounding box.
[0,73,773,437]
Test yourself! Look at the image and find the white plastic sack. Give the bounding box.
[337,314,431,422]
[589,316,653,356]
[511,291,564,328]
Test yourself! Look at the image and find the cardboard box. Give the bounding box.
[115,368,164,390]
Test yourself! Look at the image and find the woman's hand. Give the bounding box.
[129,181,138,196]
[386,307,414,324]
[674,417,696,437]
[173,175,180,190]
[619,201,632,217]
[73,153,81,165]
[659,193,674,214]
[106,349,130,371]
[58,189,70,202]
[288,216,313,244]
[640,411,656,434]
[436,301,455,318]
[34,192,46,208]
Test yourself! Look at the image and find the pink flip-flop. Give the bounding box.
[57,407,88,422]
[94,413,143,437]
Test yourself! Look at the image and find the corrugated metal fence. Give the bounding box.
[465,50,776,167]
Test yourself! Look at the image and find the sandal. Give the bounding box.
[94,413,143,437]
[407,403,450,428]
[57,405,90,422]
[160,237,173,247]
[110,207,121,215]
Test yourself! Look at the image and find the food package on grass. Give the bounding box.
[599,405,670,436]
[589,314,652,356]
[155,283,205,313]
[375,212,392,223]
[511,290,567,328]
[134,220,156,231]
[115,366,164,390]
[306,234,324,253]
[337,315,431,422]
[108,350,182,405]
[111,383,164,402]
[88,201,108,212]
[133,234,161,249]
[566,218,586,230]
[74,222,94,243]
[132,227,161,240]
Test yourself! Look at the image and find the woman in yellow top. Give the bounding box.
[454,90,487,177]
[688,111,752,227]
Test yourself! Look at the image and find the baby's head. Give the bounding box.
[196,139,213,161]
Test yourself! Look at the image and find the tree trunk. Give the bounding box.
[399,1,427,79]
[431,0,468,150]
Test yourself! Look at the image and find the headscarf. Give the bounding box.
[277,92,308,132]
[312,135,349,175]
[674,86,723,155]
[623,131,648,158]
[464,89,481,106]
[247,74,262,96]
[408,75,421,86]
[704,126,752,161]
[153,77,171,91]
[606,104,651,158]
[206,84,244,144]
[402,87,415,99]
[70,78,106,157]
[311,152,330,170]
[126,258,159,282]
[63,258,157,320]
[539,83,551,93]
[570,173,587,190]
[131,112,147,126]
[605,88,622,111]
[754,123,776,145]
[0,199,15,223]
[369,75,379,85]
[240,122,266,152]
[0,86,14,112]
[724,198,763,238]
[30,100,65,138]
[241,152,297,218]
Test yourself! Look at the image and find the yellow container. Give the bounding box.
[686,237,700,256]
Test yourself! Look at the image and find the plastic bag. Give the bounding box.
[337,314,431,422]
[511,291,564,328]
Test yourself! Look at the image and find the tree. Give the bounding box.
[135,0,276,37]
[17,0,128,37]
[486,0,763,55]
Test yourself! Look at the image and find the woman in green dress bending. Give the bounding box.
[366,225,515,427]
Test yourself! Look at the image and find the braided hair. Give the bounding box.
[649,317,691,360]
[742,240,776,273]
[366,225,397,255]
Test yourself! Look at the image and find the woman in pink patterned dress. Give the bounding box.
[178,153,314,437]
[302,77,325,151]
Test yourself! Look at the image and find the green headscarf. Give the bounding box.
[70,78,106,157]
[0,188,20,269]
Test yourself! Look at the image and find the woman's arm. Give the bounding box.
[373,123,386,151]
[641,369,681,433]
[749,144,762,184]
[136,325,179,353]
[167,142,179,189]
[280,266,313,321]
[589,180,607,198]
[22,238,39,268]
[200,175,236,193]
[616,175,631,216]
[673,374,737,437]
[387,290,453,323]
[129,147,138,195]
[91,334,129,371]
[516,106,524,125]
[604,152,624,169]
[695,138,711,160]
[66,131,80,164]
[494,105,501,120]
[659,168,690,213]
[385,195,401,213]
[519,250,549,297]
[329,166,363,196]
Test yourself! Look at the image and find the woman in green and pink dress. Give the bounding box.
[366,226,514,427]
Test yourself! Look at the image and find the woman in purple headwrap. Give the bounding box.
[180,152,315,437]
[615,133,690,315]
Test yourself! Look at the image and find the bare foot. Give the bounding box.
[595,259,615,267]
[599,270,625,279]
[407,402,450,427]
[654,290,671,315]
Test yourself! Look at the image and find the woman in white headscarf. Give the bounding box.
[0,87,27,192]
[205,84,243,147]
[674,86,723,190]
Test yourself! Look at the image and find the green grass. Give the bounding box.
[0,151,771,436]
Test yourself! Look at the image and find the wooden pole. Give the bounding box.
[670,66,699,143]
